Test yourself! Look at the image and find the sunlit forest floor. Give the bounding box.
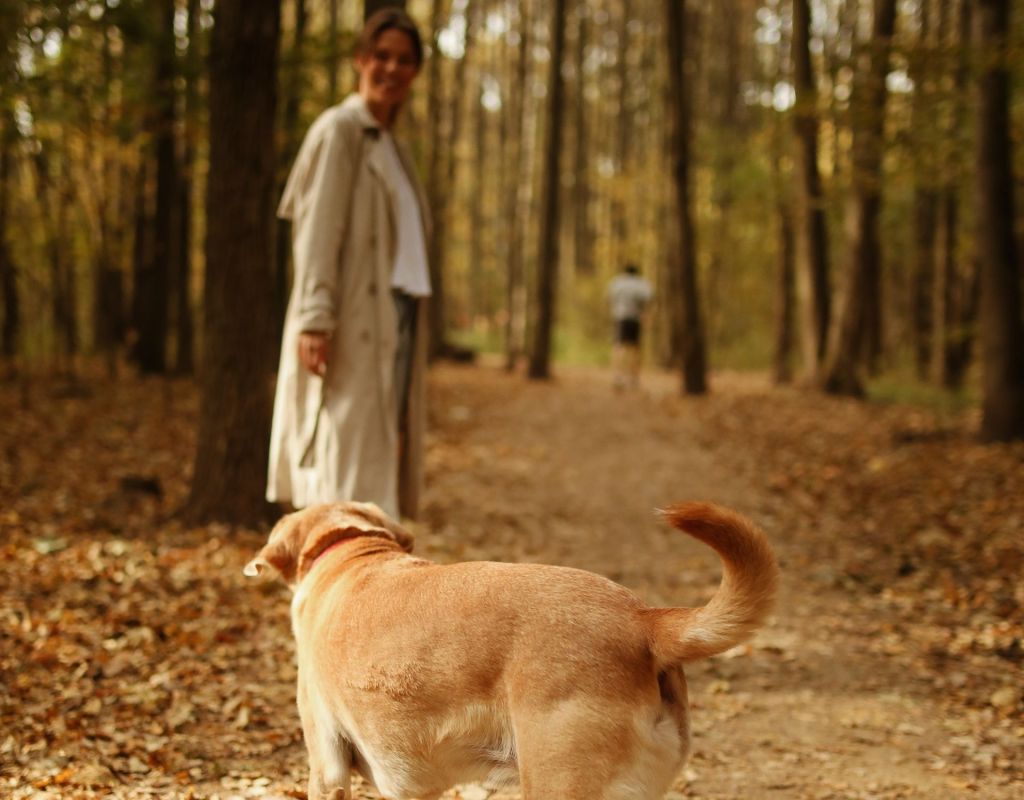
[2,360,1022,799]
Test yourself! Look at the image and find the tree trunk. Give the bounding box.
[425,0,448,358]
[469,0,488,324]
[188,0,281,524]
[791,0,831,382]
[572,1,593,277]
[932,0,973,389]
[327,0,340,104]
[135,0,179,374]
[0,113,19,361]
[365,0,406,20]
[973,0,1024,441]
[909,0,936,380]
[664,0,707,394]
[274,0,308,366]
[820,0,897,396]
[503,0,531,371]
[176,0,201,375]
[527,0,568,380]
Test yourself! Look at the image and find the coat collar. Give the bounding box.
[343,93,384,135]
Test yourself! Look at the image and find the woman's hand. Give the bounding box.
[298,331,331,376]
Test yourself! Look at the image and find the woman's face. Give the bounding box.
[355,28,420,123]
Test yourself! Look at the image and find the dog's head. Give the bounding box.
[244,501,415,586]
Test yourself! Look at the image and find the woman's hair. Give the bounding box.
[356,8,424,67]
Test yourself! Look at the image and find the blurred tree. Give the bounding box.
[821,0,898,396]
[189,0,281,523]
[792,0,831,383]
[528,0,568,380]
[973,0,1024,442]
[273,0,309,365]
[664,0,707,394]
[133,0,179,374]
[366,0,406,20]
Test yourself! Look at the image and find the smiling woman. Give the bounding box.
[268,8,432,522]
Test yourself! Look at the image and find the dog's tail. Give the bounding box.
[644,502,779,666]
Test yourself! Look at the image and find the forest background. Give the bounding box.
[1,0,1023,512]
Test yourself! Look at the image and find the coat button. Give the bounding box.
[369,282,377,295]
[361,330,370,342]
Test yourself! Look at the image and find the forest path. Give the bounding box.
[416,362,1016,800]
[3,361,1020,800]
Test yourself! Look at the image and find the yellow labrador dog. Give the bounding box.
[245,501,778,800]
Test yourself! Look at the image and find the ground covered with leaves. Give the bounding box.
[1,362,1021,799]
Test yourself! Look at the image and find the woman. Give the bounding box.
[267,9,431,520]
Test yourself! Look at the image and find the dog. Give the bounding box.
[245,501,778,800]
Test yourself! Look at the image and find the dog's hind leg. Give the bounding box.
[513,703,685,800]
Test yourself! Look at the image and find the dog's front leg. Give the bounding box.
[298,680,352,800]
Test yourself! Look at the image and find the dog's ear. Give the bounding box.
[243,513,302,584]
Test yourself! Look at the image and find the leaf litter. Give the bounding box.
[1,363,1020,799]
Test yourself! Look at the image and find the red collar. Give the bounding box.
[310,538,349,570]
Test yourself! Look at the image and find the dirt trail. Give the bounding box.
[418,363,1018,800]
[2,362,1020,800]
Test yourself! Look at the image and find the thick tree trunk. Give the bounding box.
[527,0,568,380]
[188,0,281,524]
[973,0,1024,441]
[274,0,308,367]
[791,0,831,382]
[820,0,897,396]
[664,0,707,394]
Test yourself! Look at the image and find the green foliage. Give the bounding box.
[867,372,978,415]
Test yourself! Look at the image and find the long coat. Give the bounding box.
[267,94,430,520]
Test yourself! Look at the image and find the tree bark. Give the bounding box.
[664,0,707,394]
[973,0,1024,441]
[274,0,308,367]
[820,0,897,396]
[136,0,179,374]
[176,0,201,375]
[0,112,19,360]
[425,0,448,358]
[365,0,406,20]
[791,0,831,382]
[572,1,593,277]
[503,0,531,371]
[188,0,281,524]
[527,0,568,380]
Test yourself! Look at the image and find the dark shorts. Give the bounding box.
[615,318,641,345]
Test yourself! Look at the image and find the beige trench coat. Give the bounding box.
[267,94,430,519]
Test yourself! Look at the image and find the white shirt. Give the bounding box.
[379,132,431,297]
[607,273,653,320]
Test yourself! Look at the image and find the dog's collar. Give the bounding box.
[309,539,349,570]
